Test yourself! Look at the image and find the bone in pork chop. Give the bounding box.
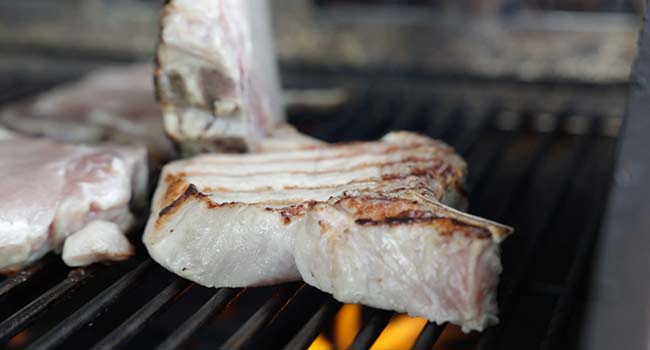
[143,132,513,332]
[156,0,284,154]
[0,130,147,272]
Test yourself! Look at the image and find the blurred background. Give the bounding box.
[0,0,642,80]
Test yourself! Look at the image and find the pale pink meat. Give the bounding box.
[0,64,173,164]
[0,132,147,272]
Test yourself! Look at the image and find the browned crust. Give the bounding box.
[156,184,210,229]
[265,203,314,225]
[162,173,192,207]
[158,184,201,219]
[355,211,492,239]
[156,184,504,240]
[152,132,511,240]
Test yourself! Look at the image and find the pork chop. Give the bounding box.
[143,131,512,331]
[156,0,284,154]
[0,64,174,165]
[0,131,147,272]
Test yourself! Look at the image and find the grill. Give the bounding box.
[0,63,624,349]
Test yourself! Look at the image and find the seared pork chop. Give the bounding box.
[143,131,512,331]
[0,131,147,272]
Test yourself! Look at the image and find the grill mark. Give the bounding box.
[161,174,191,208]
[355,212,492,239]
[156,186,499,240]
[156,184,236,229]
[264,203,315,225]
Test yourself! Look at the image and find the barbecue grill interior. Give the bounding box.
[0,0,643,349]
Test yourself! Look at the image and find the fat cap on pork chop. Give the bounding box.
[143,131,512,331]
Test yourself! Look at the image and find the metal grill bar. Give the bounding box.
[349,309,393,350]
[0,265,98,343]
[155,287,242,350]
[464,131,517,193]
[0,256,54,304]
[283,300,342,350]
[29,260,152,350]
[386,98,427,132]
[316,89,371,142]
[476,126,594,349]
[425,103,461,140]
[90,278,192,350]
[221,284,302,349]
[539,138,616,350]
[413,322,445,350]
[474,117,560,218]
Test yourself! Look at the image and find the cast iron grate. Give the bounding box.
[0,70,621,350]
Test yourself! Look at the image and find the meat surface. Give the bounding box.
[156,0,284,154]
[0,64,174,164]
[143,131,512,331]
[0,131,147,272]
[62,220,134,267]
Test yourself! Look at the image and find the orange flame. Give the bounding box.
[307,304,430,350]
[371,315,428,349]
[308,333,333,350]
[335,304,362,349]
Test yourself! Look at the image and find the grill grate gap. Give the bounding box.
[29,259,153,350]
[89,278,192,350]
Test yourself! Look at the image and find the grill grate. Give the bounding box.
[0,69,621,350]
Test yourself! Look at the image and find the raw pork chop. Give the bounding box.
[156,0,284,154]
[0,64,174,165]
[0,131,147,272]
[143,131,512,331]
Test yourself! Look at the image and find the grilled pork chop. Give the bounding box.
[156,0,283,154]
[0,131,147,272]
[143,131,512,331]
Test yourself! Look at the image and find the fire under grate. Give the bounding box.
[0,68,622,350]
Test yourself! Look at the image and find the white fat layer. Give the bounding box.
[165,146,455,176]
[184,134,449,165]
[182,159,448,193]
[62,220,134,267]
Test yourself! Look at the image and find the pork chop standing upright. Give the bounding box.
[156,0,285,154]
